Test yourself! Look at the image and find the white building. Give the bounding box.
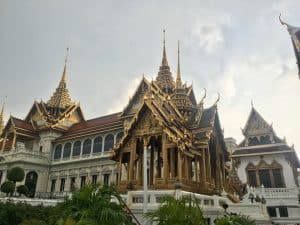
[230,106,300,224]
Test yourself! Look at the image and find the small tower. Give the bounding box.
[155,30,175,94]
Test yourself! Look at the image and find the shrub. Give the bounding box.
[19,218,47,225]
[215,214,256,225]
[7,167,25,183]
[0,181,16,196]
[17,185,29,196]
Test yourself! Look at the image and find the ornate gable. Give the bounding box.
[121,78,150,117]
[243,107,272,136]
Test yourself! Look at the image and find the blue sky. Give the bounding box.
[0,0,300,156]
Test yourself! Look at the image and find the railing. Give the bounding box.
[35,191,71,199]
[247,187,300,199]
[122,189,228,210]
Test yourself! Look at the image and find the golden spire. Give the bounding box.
[162,29,168,66]
[47,48,73,108]
[176,41,182,88]
[0,100,5,135]
[156,30,174,93]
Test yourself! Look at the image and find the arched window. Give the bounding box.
[93,136,102,153]
[72,141,81,157]
[248,137,259,146]
[104,134,114,151]
[116,132,124,143]
[63,143,72,158]
[260,135,271,144]
[246,161,285,188]
[82,139,92,155]
[54,144,62,160]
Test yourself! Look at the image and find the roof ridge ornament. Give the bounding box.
[199,88,207,105]
[214,92,220,105]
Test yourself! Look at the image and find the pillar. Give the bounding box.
[162,134,169,182]
[177,149,182,179]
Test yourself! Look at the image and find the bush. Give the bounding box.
[215,214,256,225]
[17,185,28,196]
[19,218,47,225]
[0,181,16,196]
[7,167,25,183]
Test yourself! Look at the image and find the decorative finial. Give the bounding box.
[251,100,254,108]
[199,88,207,104]
[214,93,220,105]
[279,13,288,26]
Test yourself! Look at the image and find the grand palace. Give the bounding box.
[0,35,299,224]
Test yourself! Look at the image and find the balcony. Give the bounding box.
[0,142,49,165]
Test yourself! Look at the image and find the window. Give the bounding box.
[54,145,62,160]
[246,161,285,188]
[80,176,86,188]
[116,132,124,143]
[93,137,102,153]
[267,207,277,217]
[272,169,284,188]
[60,178,65,192]
[103,174,110,185]
[50,179,56,192]
[104,134,114,151]
[248,137,259,146]
[92,175,98,184]
[82,139,92,155]
[259,169,272,188]
[115,173,118,183]
[63,143,71,158]
[39,146,43,152]
[247,170,257,187]
[72,141,81,157]
[279,206,288,217]
[0,171,2,185]
[70,177,76,192]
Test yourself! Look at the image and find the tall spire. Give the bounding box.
[0,100,5,135]
[47,48,73,109]
[156,30,174,93]
[176,41,182,88]
[161,30,168,66]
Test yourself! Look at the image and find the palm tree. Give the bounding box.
[58,184,134,225]
[215,214,256,225]
[145,195,208,225]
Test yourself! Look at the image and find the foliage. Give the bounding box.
[0,201,56,225]
[17,185,28,196]
[7,167,25,183]
[19,218,47,225]
[0,181,15,196]
[145,195,208,225]
[59,184,133,225]
[215,214,256,225]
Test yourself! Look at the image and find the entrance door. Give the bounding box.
[25,171,38,197]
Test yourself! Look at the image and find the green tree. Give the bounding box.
[145,195,208,225]
[17,185,29,196]
[7,167,25,183]
[58,184,134,225]
[0,181,15,196]
[215,214,256,225]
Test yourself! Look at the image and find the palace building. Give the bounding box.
[0,37,240,200]
[0,35,299,224]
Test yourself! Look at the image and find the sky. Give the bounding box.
[0,0,300,156]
